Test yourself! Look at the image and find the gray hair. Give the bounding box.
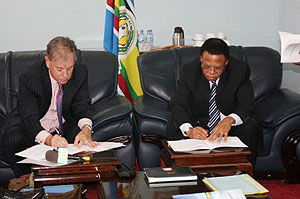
[46,36,77,61]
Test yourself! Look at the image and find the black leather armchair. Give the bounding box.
[0,50,135,184]
[133,46,300,178]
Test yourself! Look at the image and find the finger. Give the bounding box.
[93,141,100,146]
[73,136,80,147]
[217,133,223,143]
[198,131,208,140]
[86,140,97,148]
[224,133,228,142]
[77,135,87,148]
[194,127,208,137]
[208,131,217,141]
[53,135,67,148]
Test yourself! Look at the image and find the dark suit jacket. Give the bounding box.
[18,60,92,143]
[168,56,255,136]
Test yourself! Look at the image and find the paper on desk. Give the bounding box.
[279,31,300,63]
[167,136,247,152]
[16,142,125,160]
[17,158,77,167]
[202,174,268,195]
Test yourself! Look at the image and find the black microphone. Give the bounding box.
[45,150,91,163]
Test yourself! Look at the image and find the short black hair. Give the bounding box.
[200,38,229,59]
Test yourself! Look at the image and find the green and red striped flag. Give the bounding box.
[104,0,143,103]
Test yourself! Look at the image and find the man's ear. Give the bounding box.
[45,56,50,69]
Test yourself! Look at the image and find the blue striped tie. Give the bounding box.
[208,81,220,134]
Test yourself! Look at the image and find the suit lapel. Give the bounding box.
[41,61,52,108]
[216,64,229,99]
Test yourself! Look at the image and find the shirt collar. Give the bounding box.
[48,71,59,86]
[209,78,220,88]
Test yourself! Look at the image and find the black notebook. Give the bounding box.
[144,166,197,184]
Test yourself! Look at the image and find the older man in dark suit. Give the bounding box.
[1,36,97,176]
[167,38,261,164]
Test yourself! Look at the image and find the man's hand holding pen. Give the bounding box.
[186,126,208,140]
[45,134,68,148]
[186,116,235,142]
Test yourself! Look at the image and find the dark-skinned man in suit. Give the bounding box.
[167,38,262,164]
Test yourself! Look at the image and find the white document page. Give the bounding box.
[167,136,247,152]
[16,142,125,160]
[279,31,300,63]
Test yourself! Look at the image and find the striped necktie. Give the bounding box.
[208,81,220,134]
[56,83,64,136]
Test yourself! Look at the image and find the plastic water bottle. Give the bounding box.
[146,29,154,49]
[138,29,145,52]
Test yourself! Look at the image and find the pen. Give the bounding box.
[55,128,61,136]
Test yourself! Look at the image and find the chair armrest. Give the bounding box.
[141,134,165,149]
[91,95,132,127]
[255,88,300,127]
[107,135,132,144]
[134,95,170,122]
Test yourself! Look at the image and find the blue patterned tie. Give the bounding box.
[56,84,64,136]
[208,81,220,134]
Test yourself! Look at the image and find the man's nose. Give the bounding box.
[62,70,68,77]
[209,67,216,74]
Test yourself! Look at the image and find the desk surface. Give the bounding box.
[100,172,270,199]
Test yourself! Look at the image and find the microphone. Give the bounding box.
[45,150,91,163]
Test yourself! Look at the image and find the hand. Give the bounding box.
[186,126,208,140]
[208,116,235,142]
[74,126,98,148]
[46,134,68,148]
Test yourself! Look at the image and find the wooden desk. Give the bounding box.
[161,140,253,176]
[99,172,270,199]
[33,150,121,187]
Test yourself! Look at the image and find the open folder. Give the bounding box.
[167,136,247,152]
[202,174,268,196]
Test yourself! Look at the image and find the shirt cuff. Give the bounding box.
[35,130,51,144]
[179,123,193,137]
[78,118,93,130]
[228,113,243,126]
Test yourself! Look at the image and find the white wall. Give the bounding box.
[0,0,105,52]
[136,0,279,49]
[0,0,279,52]
[1,0,300,92]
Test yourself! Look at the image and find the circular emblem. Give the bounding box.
[118,7,137,59]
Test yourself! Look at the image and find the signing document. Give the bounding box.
[16,142,124,166]
[168,136,247,152]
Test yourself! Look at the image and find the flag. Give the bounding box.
[104,0,143,103]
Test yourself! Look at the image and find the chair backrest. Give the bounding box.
[78,51,118,104]
[138,46,282,104]
[0,50,119,115]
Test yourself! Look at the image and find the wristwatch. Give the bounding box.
[82,124,94,134]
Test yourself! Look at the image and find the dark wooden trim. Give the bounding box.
[161,139,253,176]
[282,130,300,183]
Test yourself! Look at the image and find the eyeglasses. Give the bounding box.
[201,64,224,73]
